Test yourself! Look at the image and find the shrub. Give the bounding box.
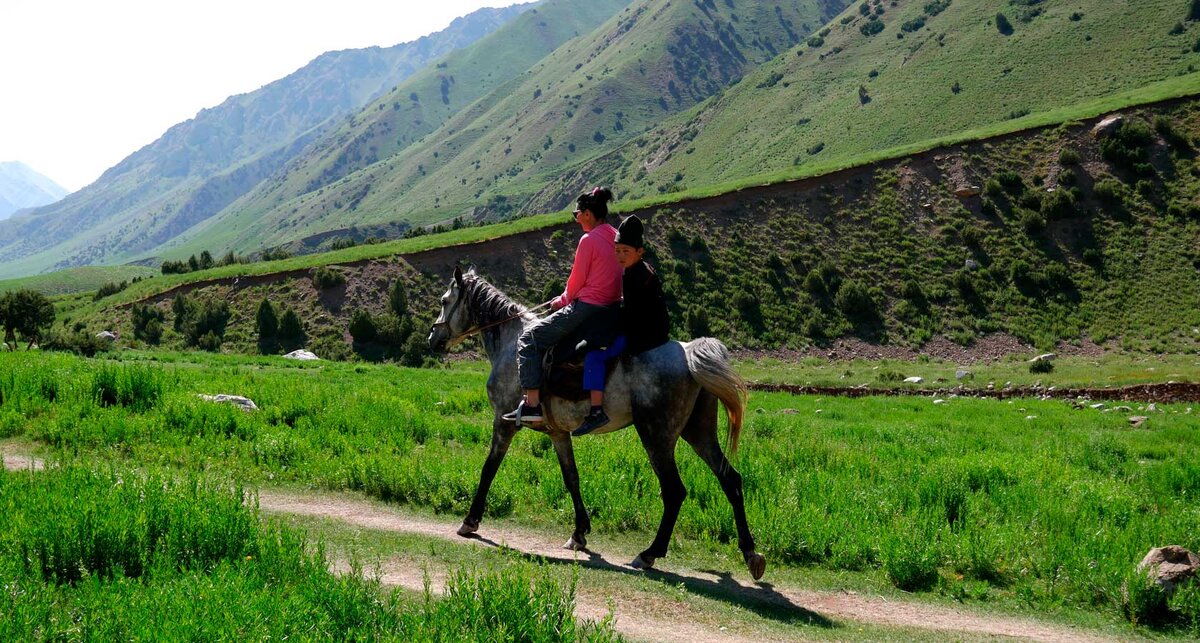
[93,280,129,301]
[1058,168,1077,185]
[860,18,884,36]
[1058,148,1080,165]
[1029,359,1055,374]
[131,304,165,344]
[1018,208,1046,234]
[1094,178,1126,205]
[902,16,926,32]
[1041,189,1077,219]
[807,35,825,48]
[349,310,378,343]
[389,280,410,318]
[312,267,346,290]
[881,521,940,591]
[995,12,1013,35]
[279,309,306,350]
[40,329,110,357]
[685,306,711,338]
[399,332,430,367]
[924,0,950,16]
[1101,119,1155,174]
[994,170,1025,195]
[835,279,876,322]
[178,300,231,348]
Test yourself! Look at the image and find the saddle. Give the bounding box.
[543,306,621,402]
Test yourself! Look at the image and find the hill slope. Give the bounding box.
[0,3,533,278]
[156,0,638,258]
[576,0,1200,199]
[77,97,1200,357]
[0,162,68,220]
[165,0,849,256]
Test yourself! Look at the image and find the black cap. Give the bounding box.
[615,215,644,248]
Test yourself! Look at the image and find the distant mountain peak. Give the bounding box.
[0,162,69,221]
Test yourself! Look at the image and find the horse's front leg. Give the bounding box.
[458,418,516,536]
[549,432,591,550]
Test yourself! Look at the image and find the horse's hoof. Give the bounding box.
[563,536,586,551]
[745,552,767,581]
[630,554,656,570]
[456,519,479,537]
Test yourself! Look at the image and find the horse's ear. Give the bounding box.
[453,266,464,288]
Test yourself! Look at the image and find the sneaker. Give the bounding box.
[572,408,609,436]
[502,402,543,425]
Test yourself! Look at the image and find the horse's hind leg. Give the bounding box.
[630,423,686,570]
[682,390,766,580]
[549,433,591,550]
[459,419,516,536]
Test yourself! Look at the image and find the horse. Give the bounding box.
[427,266,766,579]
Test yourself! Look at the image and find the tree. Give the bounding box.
[389,279,409,318]
[0,289,55,349]
[199,250,214,270]
[348,309,377,343]
[256,298,279,353]
[278,308,306,350]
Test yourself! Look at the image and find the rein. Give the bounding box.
[441,298,553,344]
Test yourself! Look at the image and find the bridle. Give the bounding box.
[432,282,553,346]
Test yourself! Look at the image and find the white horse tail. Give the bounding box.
[684,337,748,456]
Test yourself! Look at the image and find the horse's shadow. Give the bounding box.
[463,534,836,629]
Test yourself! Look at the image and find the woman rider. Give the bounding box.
[503,187,621,425]
[572,215,670,435]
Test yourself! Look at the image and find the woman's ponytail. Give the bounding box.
[577,186,614,220]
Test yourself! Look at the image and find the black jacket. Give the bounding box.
[620,261,670,355]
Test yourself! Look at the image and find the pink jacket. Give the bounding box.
[555,222,622,308]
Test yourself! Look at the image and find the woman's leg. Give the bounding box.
[511,302,603,418]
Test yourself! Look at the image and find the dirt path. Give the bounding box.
[257,490,1118,642]
[0,453,1119,641]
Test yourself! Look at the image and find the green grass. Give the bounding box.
[0,264,157,295]
[5,350,1200,633]
[0,462,616,641]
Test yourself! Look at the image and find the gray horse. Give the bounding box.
[427,267,765,579]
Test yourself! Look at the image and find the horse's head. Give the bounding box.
[428,266,473,354]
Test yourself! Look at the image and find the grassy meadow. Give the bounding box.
[3,349,1199,634]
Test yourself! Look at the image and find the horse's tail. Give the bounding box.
[684,337,748,457]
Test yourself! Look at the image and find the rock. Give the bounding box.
[921,202,933,209]
[96,331,118,342]
[1147,403,1161,413]
[986,382,995,390]
[1091,114,1124,138]
[197,394,258,412]
[903,376,924,384]
[1113,405,1133,412]
[1025,415,1038,420]
[1137,546,1200,595]
[1090,403,1106,409]
[1129,416,1149,428]
[955,185,982,198]
[283,349,320,361]
[964,259,978,270]
[955,369,973,380]
[933,399,947,405]
[780,409,799,415]
[1029,353,1056,363]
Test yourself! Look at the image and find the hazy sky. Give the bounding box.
[1,1,522,191]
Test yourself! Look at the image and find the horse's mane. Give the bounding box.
[463,273,526,326]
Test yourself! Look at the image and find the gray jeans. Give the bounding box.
[517,300,607,389]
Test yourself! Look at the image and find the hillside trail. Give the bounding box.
[2,453,1117,642]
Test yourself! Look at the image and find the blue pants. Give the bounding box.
[584,335,626,391]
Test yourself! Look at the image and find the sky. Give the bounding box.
[1,0,523,192]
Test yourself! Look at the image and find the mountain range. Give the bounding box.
[0,162,68,220]
[1,0,1198,279]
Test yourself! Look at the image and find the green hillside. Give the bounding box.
[168,0,847,256]
[70,97,1200,357]
[0,265,157,296]
[583,0,1200,198]
[0,3,533,279]
[156,0,636,259]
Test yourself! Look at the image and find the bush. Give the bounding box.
[1018,208,1046,234]
[399,332,430,367]
[256,299,278,353]
[41,329,110,357]
[1041,189,1077,219]
[1101,119,1155,174]
[1094,178,1126,205]
[349,310,378,343]
[1058,148,1080,165]
[131,304,165,344]
[312,267,345,290]
[1029,359,1055,374]
[881,521,940,591]
[279,309,306,350]
[995,12,1013,35]
[860,18,884,36]
[176,300,231,348]
[835,279,876,322]
[685,306,711,338]
[93,281,129,301]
